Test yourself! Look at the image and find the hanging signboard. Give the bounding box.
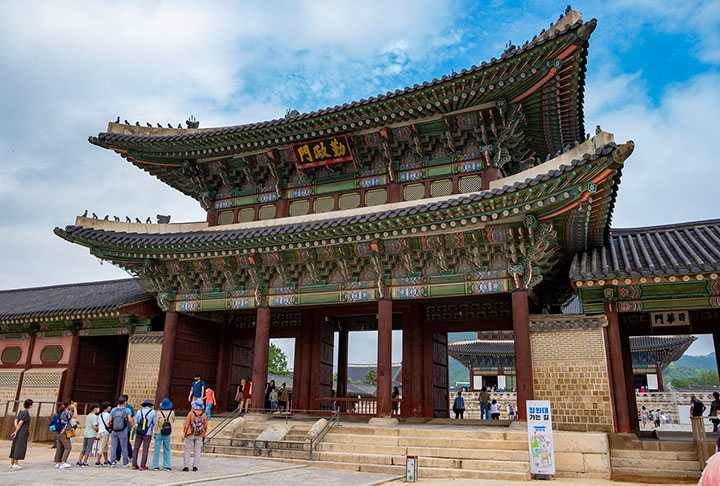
[650,310,691,328]
[292,135,353,170]
[527,400,555,476]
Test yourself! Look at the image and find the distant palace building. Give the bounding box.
[0,8,718,434]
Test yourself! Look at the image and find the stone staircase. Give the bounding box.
[311,422,531,481]
[609,433,703,482]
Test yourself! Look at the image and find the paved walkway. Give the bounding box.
[0,440,701,485]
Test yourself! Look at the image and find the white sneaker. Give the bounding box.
[60,462,72,468]
[55,463,61,468]
[11,464,22,469]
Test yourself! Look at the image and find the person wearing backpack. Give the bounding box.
[53,399,77,468]
[152,398,175,471]
[131,399,156,470]
[109,395,135,468]
[182,399,207,472]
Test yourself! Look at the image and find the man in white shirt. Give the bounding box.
[94,401,112,466]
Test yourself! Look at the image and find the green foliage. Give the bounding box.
[364,369,377,385]
[449,356,470,387]
[665,361,719,388]
[268,343,289,375]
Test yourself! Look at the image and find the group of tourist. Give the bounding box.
[233,377,289,414]
[452,389,512,420]
[639,406,674,428]
[7,373,219,472]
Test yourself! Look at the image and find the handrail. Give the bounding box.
[202,408,340,460]
[309,409,340,458]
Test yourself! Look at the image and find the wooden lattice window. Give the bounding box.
[217,210,234,225]
[404,183,425,201]
[459,175,482,193]
[289,200,310,216]
[338,193,361,210]
[365,189,387,206]
[238,208,255,223]
[430,179,453,197]
[314,196,334,213]
[258,205,276,220]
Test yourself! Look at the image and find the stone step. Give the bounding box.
[407,445,529,462]
[610,456,701,472]
[398,428,527,441]
[416,466,531,481]
[610,449,698,462]
[398,436,528,450]
[325,433,401,446]
[612,467,702,480]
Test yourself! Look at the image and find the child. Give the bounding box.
[204,385,216,420]
[490,399,501,420]
[269,386,278,412]
[95,401,112,466]
[77,402,100,466]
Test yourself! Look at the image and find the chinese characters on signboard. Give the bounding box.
[650,310,690,328]
[293,136,353,169]
[527,400,555,476]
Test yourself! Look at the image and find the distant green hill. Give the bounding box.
[448,332,475,386]
[675,353,717,371]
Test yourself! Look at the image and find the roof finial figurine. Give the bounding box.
[177,123,182,129]
[125,216,131,223]
[113,216,120,222]
[157,123,163,128]
[103,215,109,221]
[124,119,130,125]
[146,217,152,224]
[135,218,142,224]
[586,133,590,140]
[566,5,572,14]
[146,122,152,127]
[186,115,199,129]
[595,125,602,135]
[115,116,120,123]
[135,121,140,126]
[92,212,98,219]
[82,209,88,217]
[167,123,173,129]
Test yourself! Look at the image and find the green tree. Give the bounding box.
[268,343,289,375]
[364,369,377,385]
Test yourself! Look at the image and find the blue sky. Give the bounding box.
[1,1,718,358]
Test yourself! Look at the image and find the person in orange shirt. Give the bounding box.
[204,385,216,420]
[182,399,207,472]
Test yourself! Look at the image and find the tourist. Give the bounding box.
[132,399,156,470]
[204,384,216,420]
[49,403,65,449]
[152,398,175,471]
[479,388,490,420]
[9,398,33,470]
[452,390,465,419]
[110,395,135,467]
[269,385,278,412]
[277,383,289,413]
[490,399,501,420]
[77,402,99,467]
[95,401,112,466]
[188,373,206,404]
[114,394,135,462]
[183,399,208,472]
[640,406,650,429]
[241,376,252,414]
[392,386,400,414]
[54,399,77,468]
[690,394,706,418]
[667,412,674,425]
[654,409,661,428]
[709,392,720,432]
[264,380,275,413]
[507,403,516,420]
[235,378,245,413]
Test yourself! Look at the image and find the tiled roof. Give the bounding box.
[56,142,621,249]
[570,219,720,280]
[0,279,154,323]
[449,335,695,355]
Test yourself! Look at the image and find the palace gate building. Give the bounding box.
[0,8,708,433]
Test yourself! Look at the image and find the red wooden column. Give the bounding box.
[61,333,81,400]
[337,330,349,404]
[713,332,720,383]
[402,304,424,417]
[656,367,664,391]
[620,324,640,433]
[512,290,534,421]
[155,311,178,404]
[376,298,393,417]
[293,311,314,410]
[251,305,271,412]
[605,304,631,432]
[481,166,500,189]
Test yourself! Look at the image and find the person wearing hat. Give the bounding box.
[183,399,207,472]
[152,398,175,471]
[131,399,156,470]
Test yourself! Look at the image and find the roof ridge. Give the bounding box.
[610,219,720,235]
[0,277,139,294]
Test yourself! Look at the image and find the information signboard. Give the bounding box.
[527,400,555,476]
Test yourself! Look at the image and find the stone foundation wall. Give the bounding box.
[122,332,163,404]
[530,315,613,433]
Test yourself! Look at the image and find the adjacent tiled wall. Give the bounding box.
[530,315,613,433]
[122,332,163,404]
[0,370,22,405]
[19,368,65,415]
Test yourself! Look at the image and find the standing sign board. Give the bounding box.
[527,400,555,476]
[406,455,418,482]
